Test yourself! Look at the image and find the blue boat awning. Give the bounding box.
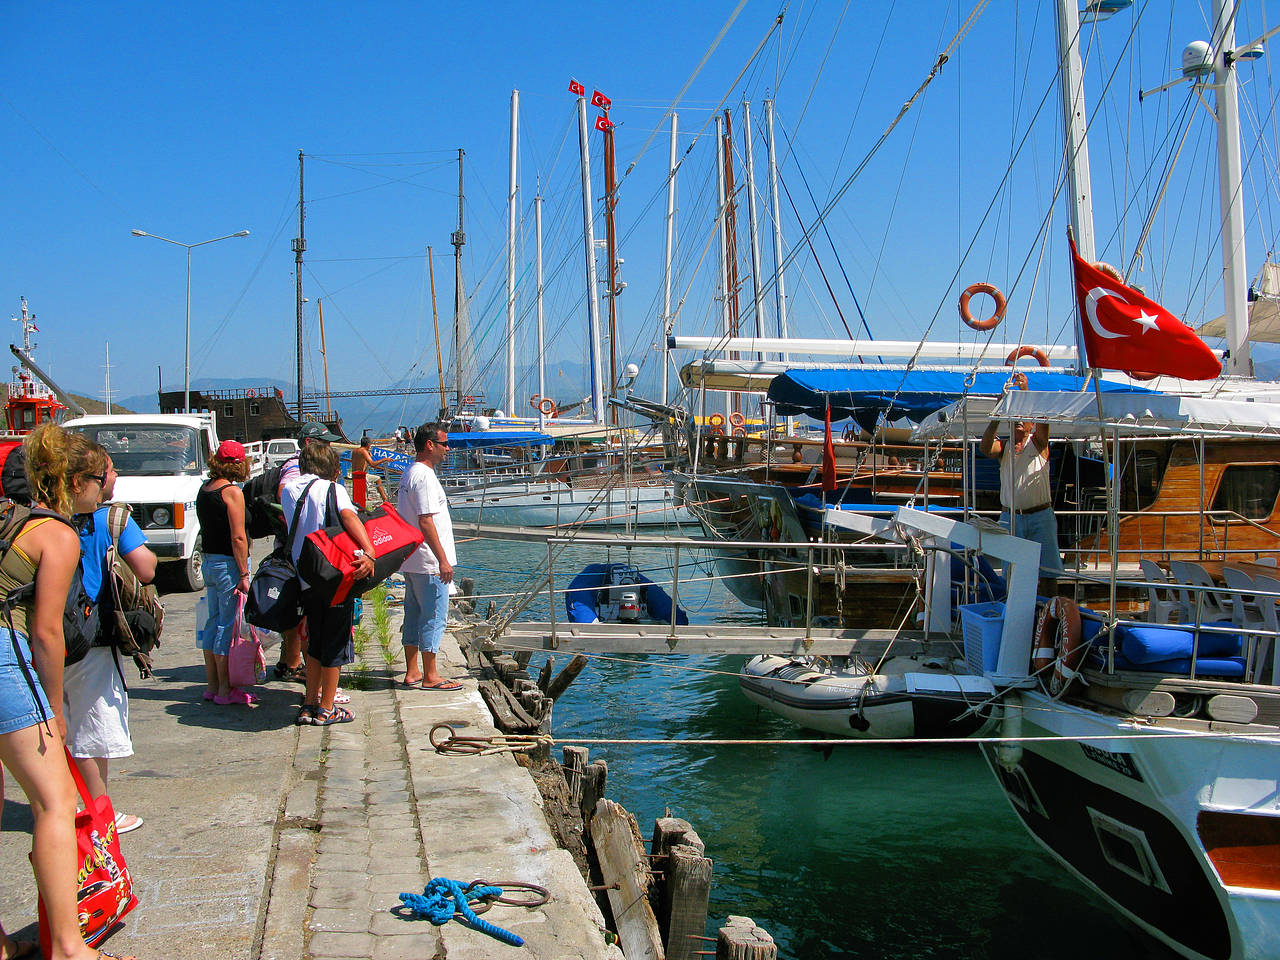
[767,368,1152,427]
[446,430,554,448]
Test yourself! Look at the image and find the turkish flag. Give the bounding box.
[822,402,837,493]
[595,115,613,131]
[568,79,585,96]
[1069,235,1221,380]
[591,90,611,108]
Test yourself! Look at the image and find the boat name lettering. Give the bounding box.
[1079,743,1143,782]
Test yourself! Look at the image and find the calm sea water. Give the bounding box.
[457,538,1179,959]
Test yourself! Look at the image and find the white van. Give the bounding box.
[264,438,299,469]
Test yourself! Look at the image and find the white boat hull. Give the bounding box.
[739,655,999,740]
[984,691,1280,960]
[449,480,692,528]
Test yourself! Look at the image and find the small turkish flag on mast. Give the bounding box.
[1069,234,1222,380]
[822,402,837,494]
[594,115,614,132]
[591,90,611,108]
[568,79,585,96]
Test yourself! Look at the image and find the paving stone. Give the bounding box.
[369,840,420,863]
[308,931,375,958]
[315,852,371,875]
[371,932,442,960]
[368,872,430,894]
[284,779,319,821]
[369,910,435,937]
[309,906,375,933]
[310,886,375,911]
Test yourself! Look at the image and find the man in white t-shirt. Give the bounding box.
[395,422,461,690]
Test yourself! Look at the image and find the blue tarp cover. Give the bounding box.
[767,368,1152,427]
[445,431,554,448]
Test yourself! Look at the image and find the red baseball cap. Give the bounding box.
[216,439,247,462]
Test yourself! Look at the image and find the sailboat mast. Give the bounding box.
[1212,0,1252,377]
[506,89,519,414]
[293,150,306,421]
[764,100,789,357]
[428,247,445,412]
[742,100,764,340]
[1054,0,1096,374]
[722,109,741,348]
[535,192,546,429]
[318,298,331,419]
[452,148,469,410]
[576,94,606,425]
[660,113,679,404]
[603,112,620,426]
[714,112,731,381]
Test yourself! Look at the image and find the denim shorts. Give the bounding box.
[0,629,53,734]
[401,572,450,653]
[199,554,241,657]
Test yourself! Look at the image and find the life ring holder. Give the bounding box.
[959,282,1007,331]
[1005,345,1050,368]
[1033,596,1084,696]
[538,398,556,416]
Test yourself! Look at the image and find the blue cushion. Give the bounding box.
[1104,649,1246,678]
[1116,622,1242,663]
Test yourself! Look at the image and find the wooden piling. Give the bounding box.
[537,656,555,693]
[581,759,607,822]
[716,916,776,960]
[651,818,712,960]
[591,800,664,960]
[563,746,589,809]
[546,653,589,701]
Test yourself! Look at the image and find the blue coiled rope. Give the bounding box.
[399,877,524,947]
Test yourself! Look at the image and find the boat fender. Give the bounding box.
[1004,345,1050,368]
[1033,596,1083,695]
[959,281,1007,331]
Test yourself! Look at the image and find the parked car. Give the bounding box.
[264,437,299,469]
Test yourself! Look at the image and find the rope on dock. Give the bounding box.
[398,878,524,946]
[429,722,552,757]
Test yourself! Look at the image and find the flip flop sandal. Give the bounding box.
[296,704,319,726]
[114,812,144,834]
[314,706,355,725]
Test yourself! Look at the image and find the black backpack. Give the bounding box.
[0,501,98,667]
[242,463,285,540]
[93,502,165,679]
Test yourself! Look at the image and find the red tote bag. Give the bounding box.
[299,499,423,606]
[37,748,138,956]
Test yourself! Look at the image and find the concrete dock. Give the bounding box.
[0,578,623,960]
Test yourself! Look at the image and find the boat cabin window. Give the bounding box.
[224,404,234,418]
[1118,448,1168,512]
[1088,807,1172,893]
[1211,463,1280,522]
[249,403,260,416]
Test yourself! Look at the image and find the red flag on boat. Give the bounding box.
[822,402,837,494]
[591,90,611,109]
[1069,234,1222,380]
[568,79,585,96]
[594,115,614,132]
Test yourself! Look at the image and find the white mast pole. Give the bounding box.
[742,100,764,341]
[535,191,546,430]
[714,113,731,418]
[764,99,790,359]
[1054,0,1096,374]
[506,88,519,415]
[660,113,678,405]
[577,95,606,425]
[1213,0,1252,377]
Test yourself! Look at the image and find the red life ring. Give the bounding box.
[1033,597,1083,696]
[708,425,725,436]
[728,411,746,429]
[959,282,1007,331]
[245,388,257,398]
[1005,345,1050,368]
[538,398,556,415]
[708,413,726,428]
[731,426,747,438]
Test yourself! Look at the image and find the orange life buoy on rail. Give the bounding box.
[708,413,726,428]
[245,388,257,398]
[728,411,746,429]
[959,282,1007,331]
[1033,596,1083,696]
[538,398,556,416]
[731,426,746,438]
[1005,345,1050,368]
[708,425,725,437]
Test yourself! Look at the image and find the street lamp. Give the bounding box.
[131,228,251,413]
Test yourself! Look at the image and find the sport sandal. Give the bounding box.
[314,706,354,725]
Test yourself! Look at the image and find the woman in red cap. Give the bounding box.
[196,440,253,704]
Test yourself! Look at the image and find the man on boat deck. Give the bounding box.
[351,436,392,510]
[979,371,1064,597]
[395,422,461,691]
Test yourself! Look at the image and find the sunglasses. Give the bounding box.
[85,473,107,485]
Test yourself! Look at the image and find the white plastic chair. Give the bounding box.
[1169,560,1231,624]
[1255,557,1279,567]
[1138,558,1180,623]
[1254,573,1280,685]
[1223,566,1265,629]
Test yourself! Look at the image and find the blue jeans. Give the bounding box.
[401,572,449,653]
[199,554,239,656]
[999,507,1066,577]
[0,630,52,734]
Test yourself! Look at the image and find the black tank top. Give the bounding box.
[197,481,234,556]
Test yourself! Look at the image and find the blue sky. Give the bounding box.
[4,1,1278,423]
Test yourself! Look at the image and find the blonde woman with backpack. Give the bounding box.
[66,439,156,835]
[0,423,129,960]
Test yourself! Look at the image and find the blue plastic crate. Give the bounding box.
[959,601,1005,674]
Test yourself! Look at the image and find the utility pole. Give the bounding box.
[452,148,471,410]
